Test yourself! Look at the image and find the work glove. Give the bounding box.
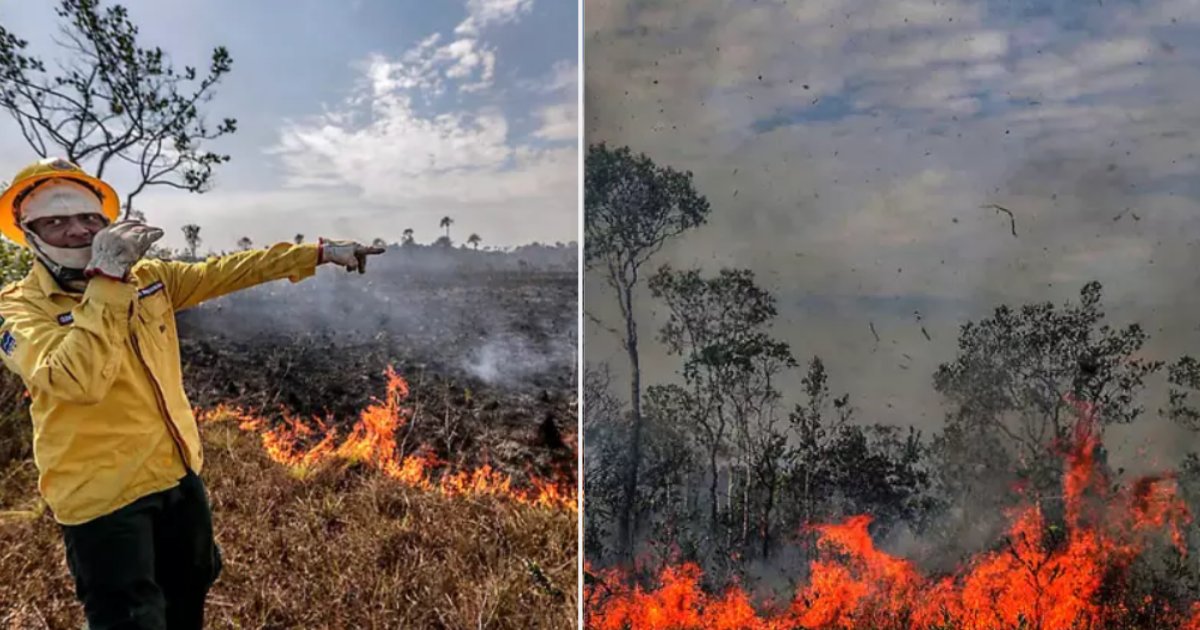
[85,221,165,281]
[318,238,386,274]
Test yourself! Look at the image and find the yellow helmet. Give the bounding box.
[0,157,120,246]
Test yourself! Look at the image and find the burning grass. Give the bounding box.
[199,367,577,513]
[0,369,577,629]
[585,400,1200,630]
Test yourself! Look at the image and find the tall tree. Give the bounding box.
[181,224,201,259]
[468,233,481,250]
[585,143,710,556]
[934,281,1162,503]
[440,216,453,240]
[0,0,237,219]
[785,358,851,537]
[648,266,794,540]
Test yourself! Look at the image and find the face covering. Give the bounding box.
[17,179,108,278]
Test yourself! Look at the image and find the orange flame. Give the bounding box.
[200,366,576,512]
[586,398,1197,629]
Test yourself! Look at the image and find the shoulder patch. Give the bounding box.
[138,281,165,299]
[57,312,74,326]
[0,331,15,356]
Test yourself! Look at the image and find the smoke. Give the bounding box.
[584,0,1200,467]
[176,245,577,391]
[461,332,576,387]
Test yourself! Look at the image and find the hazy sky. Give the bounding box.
[0,0,578,250]
[585,0,1200,468]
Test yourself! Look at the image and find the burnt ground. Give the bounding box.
[174,247,578,485]
[0,247,579,629]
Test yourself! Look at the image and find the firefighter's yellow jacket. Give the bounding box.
[0,243,319,525]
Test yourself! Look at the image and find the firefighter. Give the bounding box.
[0,157,384,630]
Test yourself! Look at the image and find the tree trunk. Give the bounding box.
[616,282,643,559]
[708,449,719,534]
[726,465,735,550]
[761,474,775,559]
[741,465,750,550]
[803,455,815,558]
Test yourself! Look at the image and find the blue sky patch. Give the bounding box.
[752,94,857,134]
[0,1,578,250]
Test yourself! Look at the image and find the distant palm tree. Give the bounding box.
[402,228,414,245]
[439,216,453,240]
[467,233,481,250]
[181,224,201,259]
[294,233,304,244]
[236,236,253,251]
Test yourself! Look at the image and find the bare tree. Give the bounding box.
[731,351,790,559]
[0,0,237,219]
[585,143,709,556]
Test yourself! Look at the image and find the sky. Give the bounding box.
[0,0,578,250]
[584,0,1200,469]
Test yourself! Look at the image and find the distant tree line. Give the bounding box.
[167,218,568,263]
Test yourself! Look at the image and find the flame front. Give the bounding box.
[586,399,1198,629]
[201,366,576,512]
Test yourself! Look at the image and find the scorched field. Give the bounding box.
[0,246,578,630]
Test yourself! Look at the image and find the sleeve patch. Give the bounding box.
[0,331,15,356]
[138,281,165,299]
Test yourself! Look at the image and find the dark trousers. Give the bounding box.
[60,472,223,630]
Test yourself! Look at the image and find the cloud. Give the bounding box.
[586,0,1200,288]
[532,60,578,141]
[534,103,577,141]
[266,0,576,246]
[455,0,534,36]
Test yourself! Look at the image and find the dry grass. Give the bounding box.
[0,396,577,629]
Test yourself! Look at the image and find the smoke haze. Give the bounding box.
[584,0,1200,471]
